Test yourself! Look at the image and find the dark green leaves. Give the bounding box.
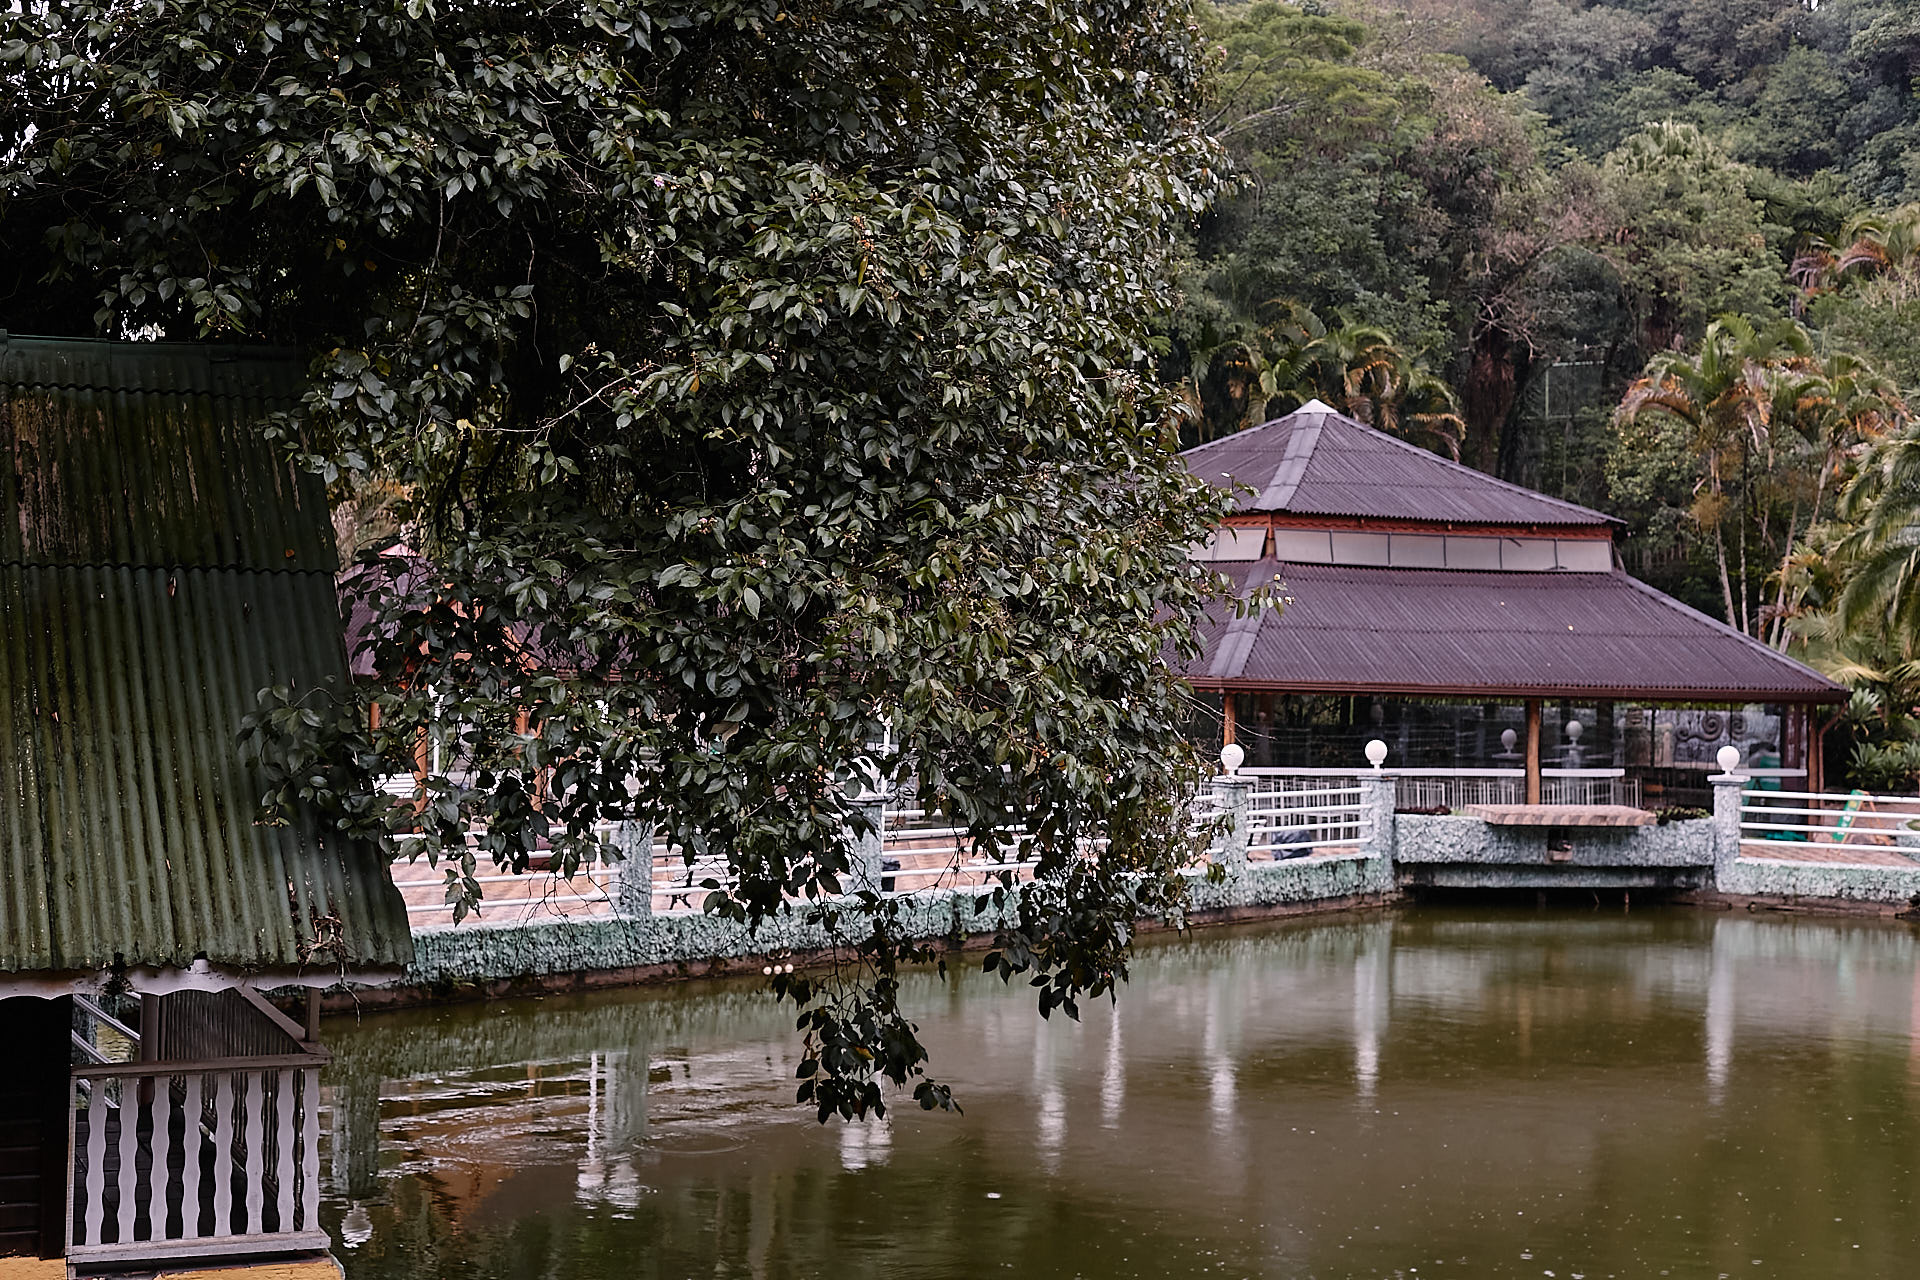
[11,0,1232,1119]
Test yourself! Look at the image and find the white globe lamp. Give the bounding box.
[1220,742,1245,777]
[1365,739,1389,771]
[1716,744,1741,775]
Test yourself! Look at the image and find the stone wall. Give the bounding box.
[365,770,1920,1000]
[1392,814,1714,868]
[400,849,1396,993]
[1716,856,1920,906]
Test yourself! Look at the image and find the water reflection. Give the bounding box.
[323,909,1920,1279]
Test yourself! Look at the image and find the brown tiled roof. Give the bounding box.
[1190,559,1844,703]
[1182,401,1617,527]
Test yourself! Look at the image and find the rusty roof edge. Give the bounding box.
[0,330,306,362]
[0,331,308,395]
[0,558,339,575]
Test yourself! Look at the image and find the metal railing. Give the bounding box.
[1738,788,1920,856]
[879,799,1043,892]
[1244,768,1640,811]
[68,1057,327,1264]
[1246,779,1369,856]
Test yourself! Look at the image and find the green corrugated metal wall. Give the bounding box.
[0,334,411,974]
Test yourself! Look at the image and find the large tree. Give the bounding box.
[1,0,1234,1118]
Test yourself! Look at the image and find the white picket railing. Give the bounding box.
[68,1057,328,1264]
[1739,788,1920,855]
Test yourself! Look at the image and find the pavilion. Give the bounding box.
[1181,402,1845,809]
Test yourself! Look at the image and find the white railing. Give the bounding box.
[879,798,1041,892]
[1243,768,1640,811]
[1246,780,1368,856]
[68,1057,327,1264]
[1739,788,1920,855]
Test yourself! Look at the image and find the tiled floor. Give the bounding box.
[1739,839,1920,867]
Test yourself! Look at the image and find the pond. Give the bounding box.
[321,907,1920,1279]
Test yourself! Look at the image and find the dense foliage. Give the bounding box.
[0,0,1237,1115]
[1173,0,1920,786]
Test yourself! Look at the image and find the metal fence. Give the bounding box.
[1738,788,1920,856]
[1246,777,1369,857]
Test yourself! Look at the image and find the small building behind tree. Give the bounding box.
[0,335,412,1277]
[1182,401,1844,808]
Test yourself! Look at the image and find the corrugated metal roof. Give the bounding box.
[1188,559,1844,703]
[0,333,331,570]
[1183,401,1618,527]
[0,335,411,975]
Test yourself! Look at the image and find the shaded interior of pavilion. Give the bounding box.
[1190,692,1819,811]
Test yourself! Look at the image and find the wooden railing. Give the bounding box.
[68,1056,328,1264]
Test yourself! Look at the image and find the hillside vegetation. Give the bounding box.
[1185,0,1920,787]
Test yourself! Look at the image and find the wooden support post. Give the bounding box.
[1525,698,1543,805]
[139,991,161,1061]
[1810,707,1828,795]
[1222,692,1237,747]
[304,989,322,1043]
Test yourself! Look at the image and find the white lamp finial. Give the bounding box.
[1365,739,1388,771]
[1566,720,1583,743]
[1220,742,1245,776]
[1500,728,1517,752]
[1716,744,1741,775]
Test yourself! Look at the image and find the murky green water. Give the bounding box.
[321,908,1920,1279]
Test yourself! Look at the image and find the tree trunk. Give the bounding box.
[1716,524,1739,631]
[1768,496,1801,650]
[1464,323,1522,475]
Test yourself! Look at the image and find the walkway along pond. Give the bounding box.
[319,907,1920,1280]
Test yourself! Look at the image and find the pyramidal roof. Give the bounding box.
[1182,401,1617,527]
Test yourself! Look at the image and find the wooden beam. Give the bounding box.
[1222,693,1237,747]
[1525,699,1542,805]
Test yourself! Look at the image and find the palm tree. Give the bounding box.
[1828,430,1920,642]
[1619,315,1816,634]
[1180,302,1467,458]
[1291,321,1468,459]
[1761,351,1904,646]
[1794,204,1920,298]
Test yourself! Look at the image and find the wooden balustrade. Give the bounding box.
[68,1056,328,1264]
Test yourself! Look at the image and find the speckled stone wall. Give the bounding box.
[389,785,1920,995]
[1393,815,1715,868]
[403,852,1398,989]
[1717,856,1920,905]
[405,888,1018,986]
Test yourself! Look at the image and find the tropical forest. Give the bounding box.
[1180,0,1920,788]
